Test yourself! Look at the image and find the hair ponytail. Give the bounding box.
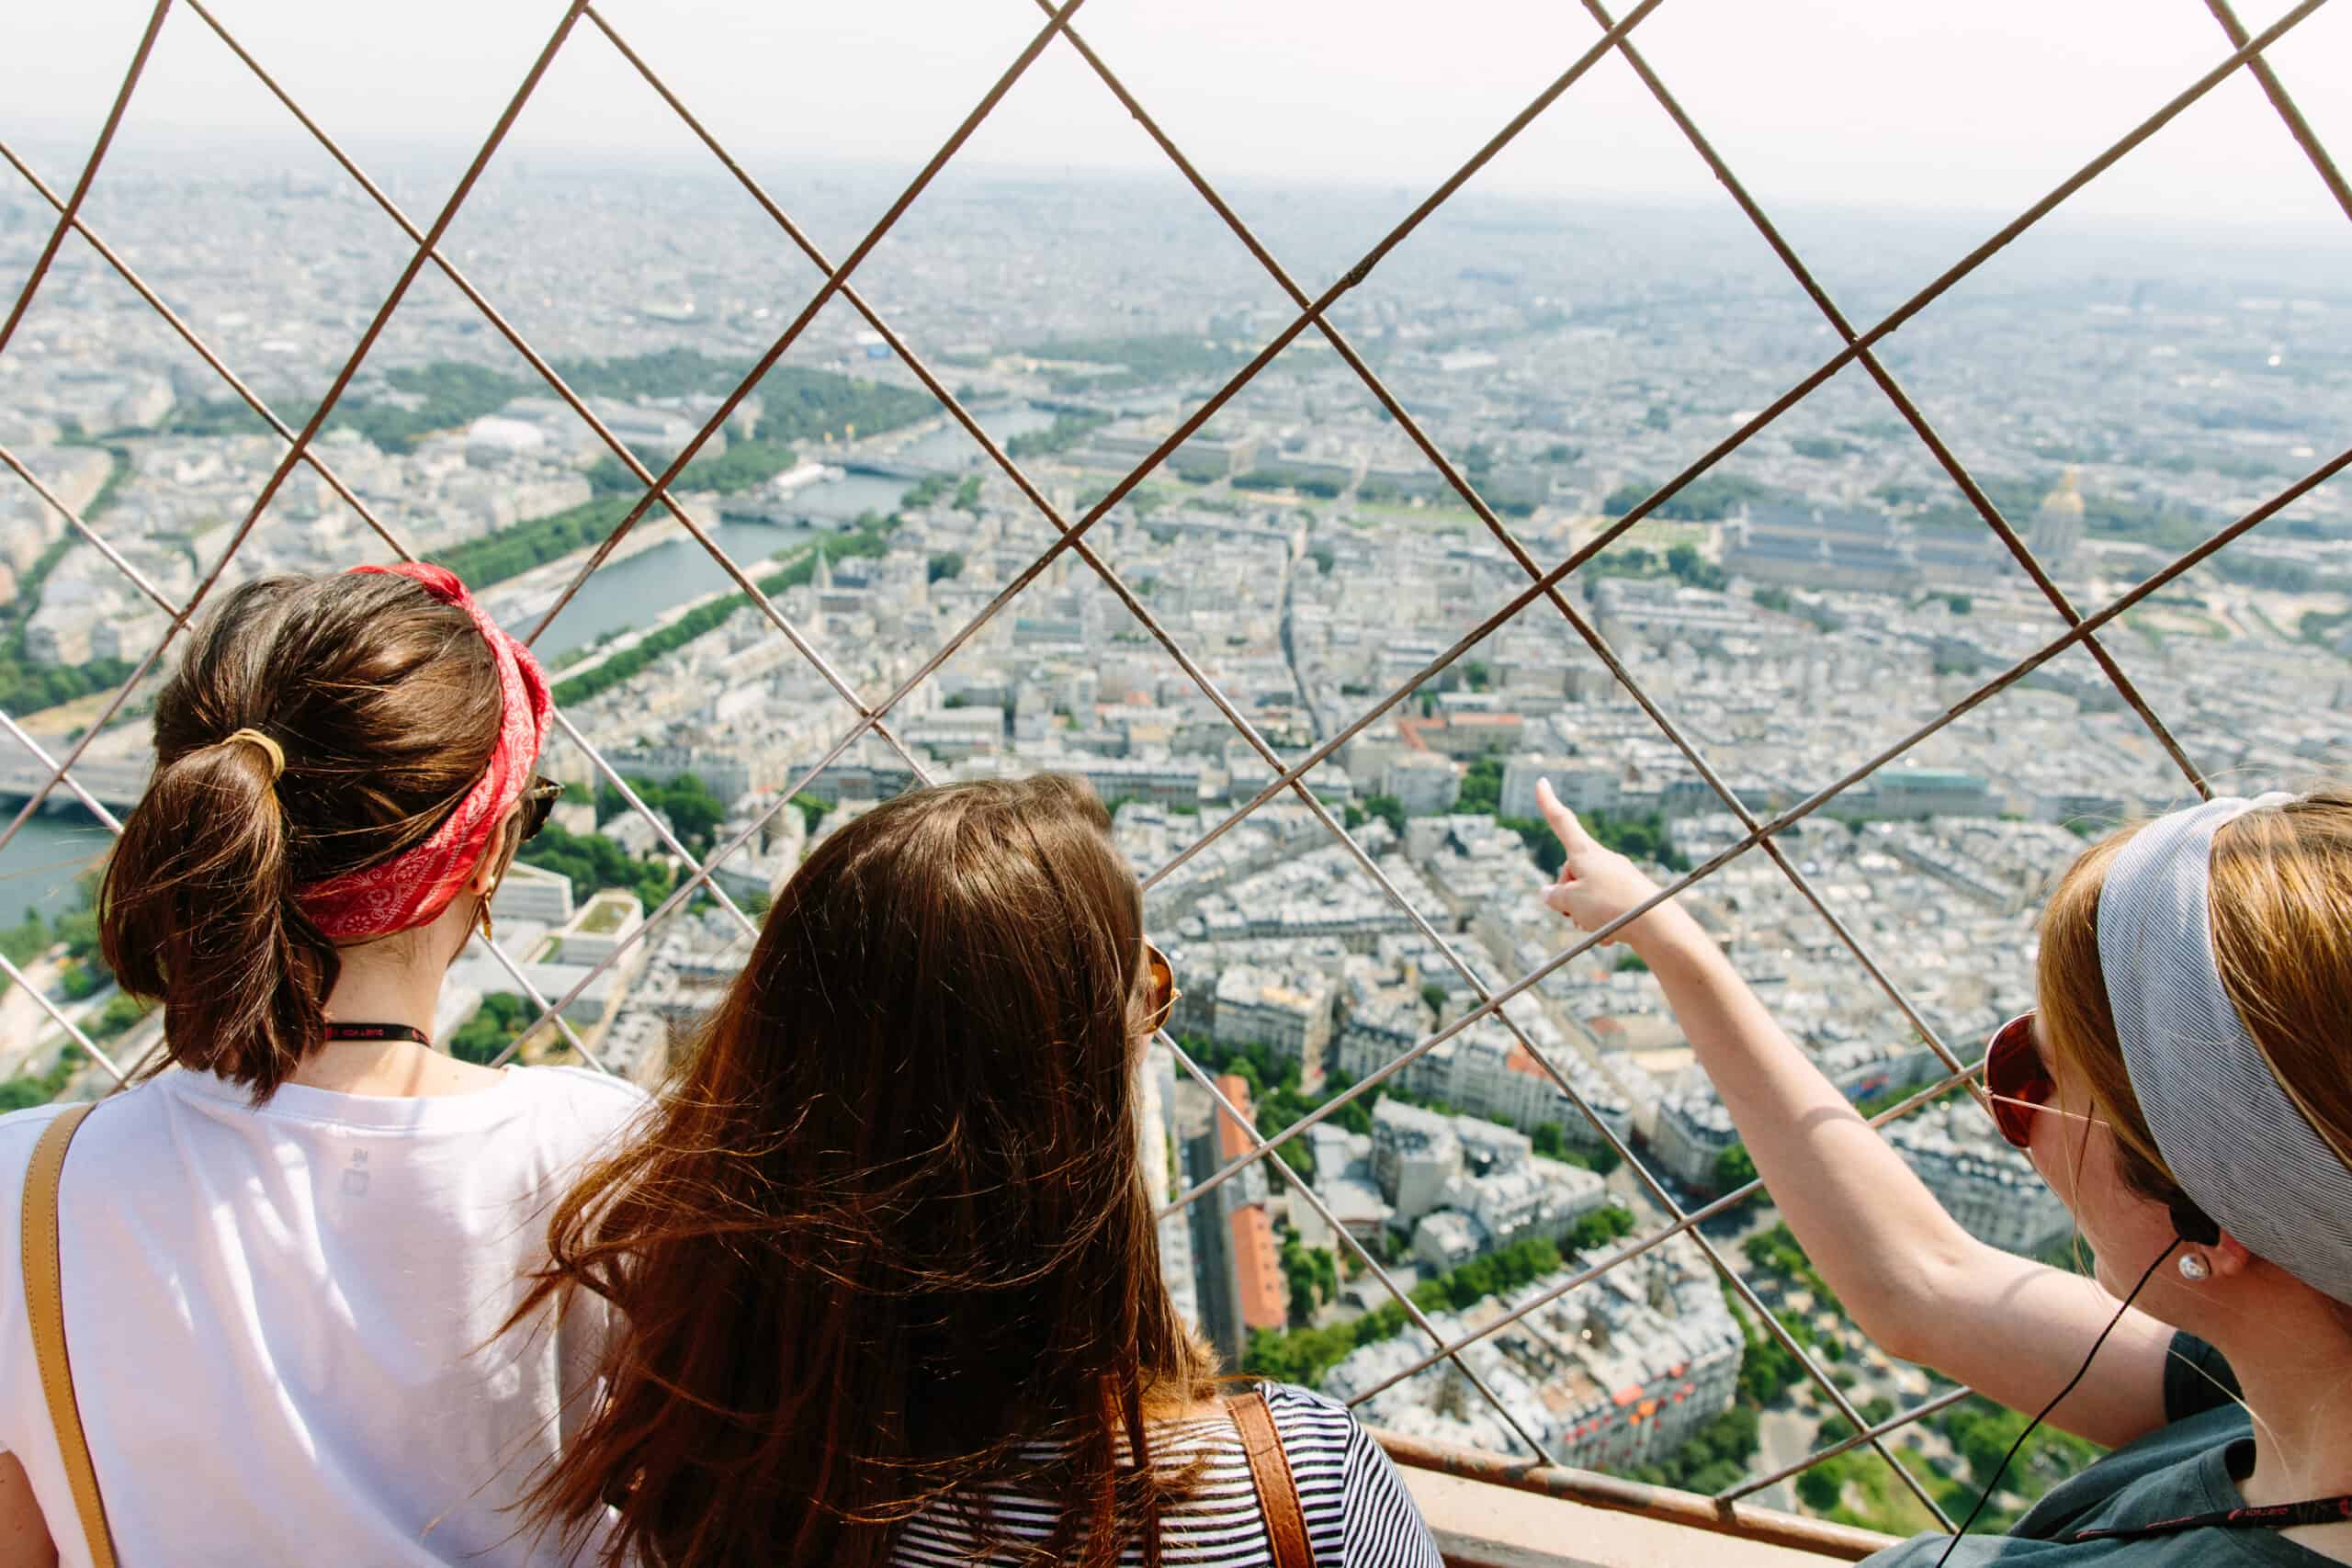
[96,573,505,1100]
[101,735,333,1100]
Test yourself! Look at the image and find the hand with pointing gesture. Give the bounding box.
[1535,777,1697,955]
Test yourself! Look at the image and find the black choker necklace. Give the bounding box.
[322,1021,434,1047]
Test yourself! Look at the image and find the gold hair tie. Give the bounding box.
[223,727,286,782]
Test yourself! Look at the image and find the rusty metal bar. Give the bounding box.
[5,0,2343,1523]
[1038,3,1973,1094]
[1139,0,2330,899]
[0,949,130,1087]
[0,0,173,359]
[2205,0,2352,224]
[1340,1060,1986,1404]
[1375,1428,1895,1561]
[1579,0,2211,807]
[557,0,1673,900]
[0,610,172,863]
[1168,432,2350,1211]
[514,0,1096,650]
[173,0,940,820]
[0,711,125,834]
[1165,1032,1563,1466]
[460,917,615,1076]
[0,136,770,947]
[0,2,593,860]
[0,442,180,616]
[480,708,879,1067]
[1720,1386,1977,1506]
[0,138,427,564]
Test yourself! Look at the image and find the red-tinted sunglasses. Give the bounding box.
[1142,942,1182,1036]
[1984,1011,2052,1149]
[519,775,563,842]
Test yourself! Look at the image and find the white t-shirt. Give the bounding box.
[0,1063,647,1567]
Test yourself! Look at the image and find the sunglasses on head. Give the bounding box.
[1142,942,1182,1036]
[1984,1010,2053,1149]
[518,776,564,843]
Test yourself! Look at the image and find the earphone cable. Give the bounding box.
[1932,1239,2181,1567]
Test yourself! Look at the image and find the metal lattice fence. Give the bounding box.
[5,0,2349,1537]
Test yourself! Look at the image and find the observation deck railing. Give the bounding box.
[3,0,2347,1552]
[1381,1430,1895,1565]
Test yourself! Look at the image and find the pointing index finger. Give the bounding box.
[1535,777,1592,849]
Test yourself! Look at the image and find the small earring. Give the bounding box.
[2177,1252,2211,1281]
[478,906,496,946]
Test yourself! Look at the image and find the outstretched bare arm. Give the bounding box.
[1533,779,2176,1448]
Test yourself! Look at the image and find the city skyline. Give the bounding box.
[5,0,2350,1539]
[11,0,2352,229]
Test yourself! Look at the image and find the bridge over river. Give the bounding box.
[840,456,944,483]
[0,754,151,816]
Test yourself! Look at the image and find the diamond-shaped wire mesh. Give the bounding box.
[4,0,2348,1540]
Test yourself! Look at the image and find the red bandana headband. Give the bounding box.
[298,563,552,943]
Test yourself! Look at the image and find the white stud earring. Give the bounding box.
[2177,1253,2211,1281]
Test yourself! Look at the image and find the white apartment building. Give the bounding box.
[1371,1099,1465,1230]
[556,890,647,969]
[1381,750,1460,816]
[1372,1099,1609,1268]
[1887,1101,2075,1257]
[1650,1086,1741,1191]
[1326,1234,1743,1471]
[1212,964,1337,1082]
[491,860,576,927]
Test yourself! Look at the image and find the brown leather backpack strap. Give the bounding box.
[23,1104,117,1568]
[1227,1389,1312,1568]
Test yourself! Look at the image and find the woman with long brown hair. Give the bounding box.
[0,564,643,1566]
[518,774,1441,1566]
[1533,779,2352,1566]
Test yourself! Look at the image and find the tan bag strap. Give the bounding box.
[1227,1389,1311,1568]
[23,1104,117,1568]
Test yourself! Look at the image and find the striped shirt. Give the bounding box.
[891,1382,1442,1566]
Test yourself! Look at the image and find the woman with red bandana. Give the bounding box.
[0,566,644,1567]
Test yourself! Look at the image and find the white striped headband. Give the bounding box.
[2098,794,2352,1303]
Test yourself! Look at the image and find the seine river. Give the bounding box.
[0,403,1068,927]
[0,814,108,930]
[525,402,1060,660]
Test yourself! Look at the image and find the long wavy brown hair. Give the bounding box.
[514,773,1216,1566]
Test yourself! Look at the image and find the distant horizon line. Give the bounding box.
[9,120,2352,250]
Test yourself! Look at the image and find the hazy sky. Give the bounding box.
[9,0,2352,231]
